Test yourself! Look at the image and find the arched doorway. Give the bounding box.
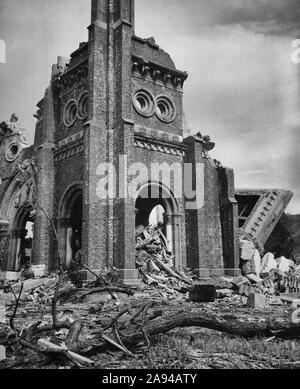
[135,182,182,265]
[59,185,83,268]
[9,204,35,271]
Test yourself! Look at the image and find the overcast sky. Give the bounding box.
[0,0,300,213]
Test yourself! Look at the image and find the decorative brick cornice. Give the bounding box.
[54,144,84,163]
[54,62,88,94]
[132,55,188,90]
[134,124,183,144]
[134,139,185,157]
[54,131,85,163]
[57,131,84,149]
[134,126,185,157]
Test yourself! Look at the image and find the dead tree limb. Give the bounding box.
[9,282,24,345]
[122,309,300,342]
[153,257,193,286]
[79,287,135,301]
[52,274,71,330]
[65,321,83,349]
[74,308,300,356]
[104,307,129,330]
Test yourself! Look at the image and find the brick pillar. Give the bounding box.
[219,167,240,276]
[184,136,206,273]
[83,0,111,271]
[34,87,55,273]
[83,0,138,284]
[112,1,139,284]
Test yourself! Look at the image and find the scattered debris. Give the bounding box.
[0,224,299,370]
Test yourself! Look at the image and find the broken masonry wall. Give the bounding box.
[218,167,240,274]
[184,137,238,277]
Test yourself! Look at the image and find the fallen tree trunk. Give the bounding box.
[122,309,300,341]
[75,308,300,355]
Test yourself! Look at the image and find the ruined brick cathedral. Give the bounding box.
[0,0,243,282]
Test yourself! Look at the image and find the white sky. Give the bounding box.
[0,0,299,213]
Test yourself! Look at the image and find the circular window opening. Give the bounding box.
[132,89,155,118]
[6,143,20,162]
[77,92,88,120]
[155,96,176,123]
[63,99,77,127]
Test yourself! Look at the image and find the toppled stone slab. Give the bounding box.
[269,297,283,306]
[247,293,266,309]
[279,295,300,308]
[83,293,113,304]
[189,282,216,303]
[0,271,21,281]
[12,277,55,293]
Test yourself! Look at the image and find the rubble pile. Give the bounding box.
[0,244,299,369]
[238,239,300,295]
[135,225,194,295]
[211,239,300,309]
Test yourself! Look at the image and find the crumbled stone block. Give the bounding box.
[32,265,46,278]
[261,253,277,273]
[246,274,263,284]
[253,249,261,277]
[239,283,252,296]
[0,297,5,324]
[277,257,294,274]
[0,345,6,362]
[231,275,250,288]
[240,239,255,261]
[216,289,233,298]
[0,292,15,306]
[189,282,216,303]
[247,293,266,309]
[83,293,112,304]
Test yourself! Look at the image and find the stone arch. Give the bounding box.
[7,203,35,271]
[0,163,37,221]
[58,183,83,268]
[135,181,183,267]
[0,162,37,272]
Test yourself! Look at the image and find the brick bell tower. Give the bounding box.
[1,0,241,280]
[83,0,138,282]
